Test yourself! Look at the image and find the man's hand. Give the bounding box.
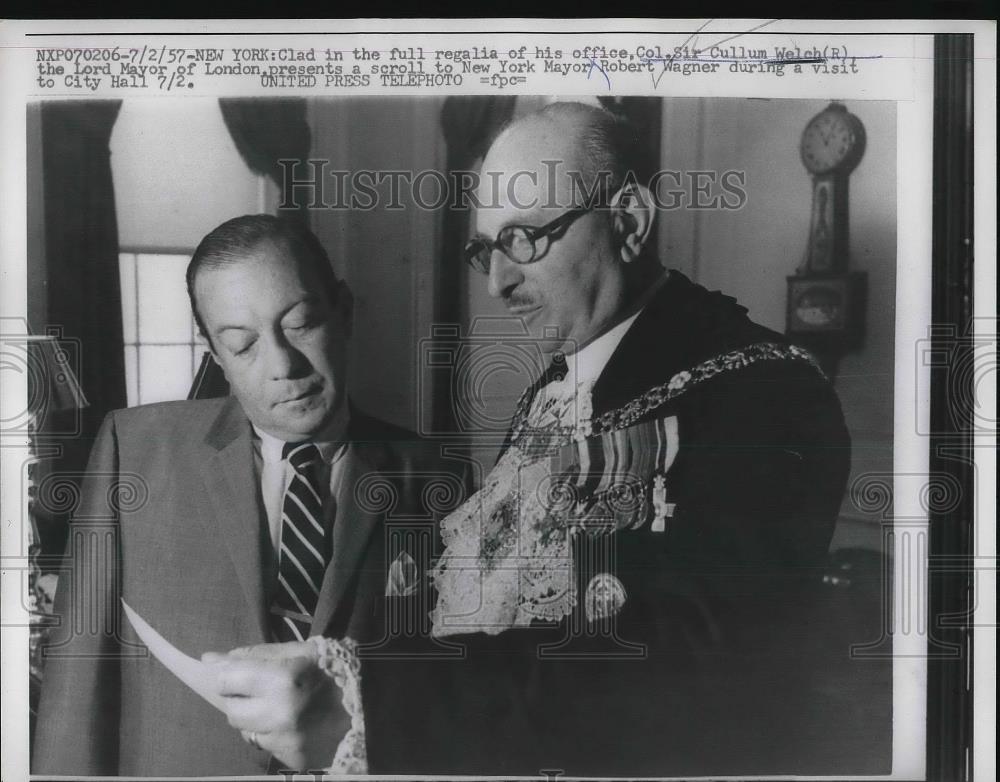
[203,641,350,772]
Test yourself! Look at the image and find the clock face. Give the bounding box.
[794,286,844,328]
[800,108,862,175]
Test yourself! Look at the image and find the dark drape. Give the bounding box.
[434,97,518,432]
[219,98,311,222]
[597,97,663,183]
[36,101,125,568]
[41,101,126,426]
[441,96,518,173]
[438,96,517,319]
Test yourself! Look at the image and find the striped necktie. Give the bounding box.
[271,441,328,642]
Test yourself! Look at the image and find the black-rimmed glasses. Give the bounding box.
[464,207,593,274]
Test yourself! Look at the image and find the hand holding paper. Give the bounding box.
[120,600,228,711]
[202,641,351,772]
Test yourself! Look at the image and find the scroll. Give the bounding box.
[121,599,226,711]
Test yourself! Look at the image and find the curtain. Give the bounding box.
[440,96,518,172]
[41,101,126,429]
[597,97,663,183]
[33,101,125,728]
[438,96,517,320]
[219,98,311,222]
[38,101,126,563]
[434,97,518,433]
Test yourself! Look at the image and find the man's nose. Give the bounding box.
[264,332,310,379]
[487,251,524,300]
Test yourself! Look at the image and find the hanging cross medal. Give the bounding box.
[651,473,675,532]
[650,416,680,532]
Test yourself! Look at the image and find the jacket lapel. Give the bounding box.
[311,416,388,636]
[200,398,270,642]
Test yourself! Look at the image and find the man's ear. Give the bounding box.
[611,183,656,264]
[333,281,354,338]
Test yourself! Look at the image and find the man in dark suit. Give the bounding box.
[359,101,853,776]
[33,215,452,776]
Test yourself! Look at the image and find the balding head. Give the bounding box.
[484,102,642,210]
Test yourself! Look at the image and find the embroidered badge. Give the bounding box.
[585,572,627,623]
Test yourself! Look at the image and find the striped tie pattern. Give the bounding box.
[271,442,327,642]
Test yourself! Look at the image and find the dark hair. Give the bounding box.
[186,214,339,342]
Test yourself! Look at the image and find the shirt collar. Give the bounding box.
[556,270,668,388]
[252,402,351,466]
[561,310,642,388]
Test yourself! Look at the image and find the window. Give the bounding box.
[119,251,207,407]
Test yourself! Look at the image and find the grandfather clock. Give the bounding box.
[787,101,869,378]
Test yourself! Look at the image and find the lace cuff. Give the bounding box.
[308,636,367,775]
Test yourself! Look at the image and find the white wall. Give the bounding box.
[660,98,897,544]
[111,98,270,251]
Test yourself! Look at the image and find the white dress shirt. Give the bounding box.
[252,404,351,552]
[528,311,642,431]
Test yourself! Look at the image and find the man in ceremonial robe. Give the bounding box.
[32,215,454,776]
[359,101,852,775]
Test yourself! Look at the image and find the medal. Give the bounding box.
[651,473,669,532]
[585,572,628,623]
[650,473,676,532]
[650,415,680,531]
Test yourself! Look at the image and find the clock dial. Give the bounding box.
[800,106,863,175]
[795,286,844,329]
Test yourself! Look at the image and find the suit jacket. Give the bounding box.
[363,270,853,776]
[33,397,454,777]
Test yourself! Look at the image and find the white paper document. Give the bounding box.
[121,599,227,712]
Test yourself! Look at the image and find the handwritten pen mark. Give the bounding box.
[643,55,881,64]
[650,17,714,89]
[762,55,884,66]
[701,19,782,52]
[763,57,825,65]
[650,18,783,89]
[587,57,612,89]
[641,54,882,71]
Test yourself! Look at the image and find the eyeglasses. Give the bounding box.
[464,207,593,275]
